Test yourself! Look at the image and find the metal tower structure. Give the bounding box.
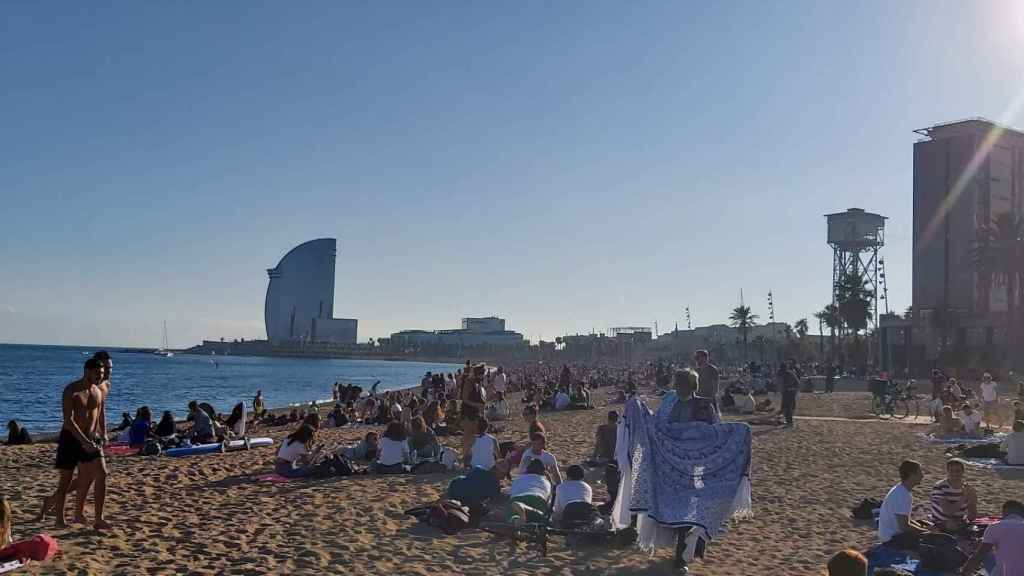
[825,208,887,329]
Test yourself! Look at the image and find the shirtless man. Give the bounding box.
[53,357,110,529]
[74,351,111,527]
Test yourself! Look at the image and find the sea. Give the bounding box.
[0,343,460,434]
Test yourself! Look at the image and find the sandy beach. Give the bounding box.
[2,389,1021,575]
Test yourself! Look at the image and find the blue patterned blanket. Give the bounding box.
[622,394,752,537]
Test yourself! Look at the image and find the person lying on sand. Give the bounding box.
[506,459,552,525]
[446,460,510,516]
[553,465,595,527]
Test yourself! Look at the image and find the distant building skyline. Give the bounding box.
[264,238,357,345]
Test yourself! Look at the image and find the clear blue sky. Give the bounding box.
[2,2,1023,348]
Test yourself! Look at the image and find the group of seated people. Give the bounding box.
[934,402,992,439]
[867,458,1023,575]
[118,400,248,448]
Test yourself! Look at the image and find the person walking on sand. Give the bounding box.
[694,350,720,407]
[53,358,110,530]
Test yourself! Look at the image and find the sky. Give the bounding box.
[2,1,1024,348]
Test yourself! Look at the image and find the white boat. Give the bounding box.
[154,321,174,357]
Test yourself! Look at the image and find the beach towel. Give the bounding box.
[919,432,1006,445]
[0,560,21,574]
[0,535,58,564]
[104,444,139,457]
[612,395,752,553]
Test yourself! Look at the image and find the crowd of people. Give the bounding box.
[8,347,1024,575]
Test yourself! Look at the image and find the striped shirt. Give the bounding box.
[930,479,967,525]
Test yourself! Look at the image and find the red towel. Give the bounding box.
[0,534,59,563]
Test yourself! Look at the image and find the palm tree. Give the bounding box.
[729,305,759,362]
[971,212,1024,368]
[815,304,842,360]
[834,271,874,366]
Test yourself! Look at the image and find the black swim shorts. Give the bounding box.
[55,429,102,470]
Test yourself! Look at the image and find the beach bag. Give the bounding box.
[427,499,471,535]
[142,440,162,456]
[0,534,59,563]
[919,533,965,572]
[852,498,881,520]
[439,447,459,470]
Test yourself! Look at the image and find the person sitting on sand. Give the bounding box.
[408,416,440,462]
[961,499,1024,576]
[128,406,154,448]
[506,458,553,524]
[423,400,444,431]
[570,383,591,409]
[469,418,499,471]
[1002,420,1024,465]
[326,404,348,428]
[111,412,133,434]
[340,431,380,462]
[553,464,594,525]
[960,403,983,438]
[303,411,321,430]
[275,424,320,478]
[553,387,571,411]
[187,401,216,444]
[826,549,867,576]
[375,421,411,474]
[936,406,964,438]
[223,402,246,438]
[486,391,510,422]
[591,411,618,464]
[6,420,32,445]
[517,432,562,484]
[929,458,977,534]
[154,410,176,439]
[879,460,929,550]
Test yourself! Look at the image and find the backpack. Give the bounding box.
[427,499,471,535]
[142,440,162,456]
[919,533,966,572]
[851,498,882,520]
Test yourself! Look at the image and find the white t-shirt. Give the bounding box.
[1003,432,1024,466]
[981,381,998,403]
[377,438,410,466]
[554,392,571,410]
[736,394,756,414]
[277,438,308,464]
[470,434,498,470]
[518,449,562,483]
[878,483,913,543]
[510,473,552,501]
[553,480,593,515]
[961,411,983,436]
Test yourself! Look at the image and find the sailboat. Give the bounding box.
[154,321,174,357]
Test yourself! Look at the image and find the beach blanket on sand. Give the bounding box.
[919,432,1006,445]
[865,545,943,576]
[612,395,752,554]
[0,560,22,574]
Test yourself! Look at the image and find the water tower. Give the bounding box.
[825,208,887,329]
